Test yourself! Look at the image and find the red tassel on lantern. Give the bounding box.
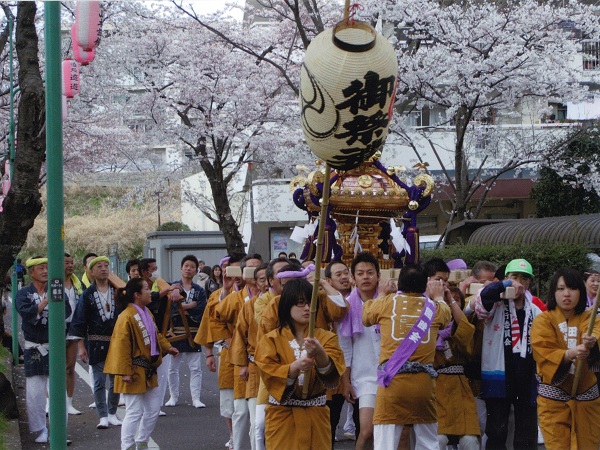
[72,24,95,65]
[75,1,100,51]
[62,59,80,99]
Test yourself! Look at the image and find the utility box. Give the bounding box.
[144,231,229,281]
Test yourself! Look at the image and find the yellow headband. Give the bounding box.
[26,257,48,268]
[88,256,110,270]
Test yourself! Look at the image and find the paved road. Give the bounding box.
[13,357,357,450]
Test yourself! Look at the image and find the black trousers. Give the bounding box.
[327,394,345,449]
[485,397,537,450]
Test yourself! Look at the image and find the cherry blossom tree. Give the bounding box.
[359,0,600,241]
[181,0,600,244]
[0,2,46,280]
[69,6,308,254]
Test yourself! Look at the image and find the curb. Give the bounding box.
[2,353,22,450]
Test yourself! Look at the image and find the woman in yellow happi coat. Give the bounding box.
[531,268,600,450]
[255,278,346,450]
[434,287,480,450]
[104,278,179,450]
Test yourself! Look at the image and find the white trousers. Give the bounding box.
[439,434,480,450]
[157,354,171,406]
[475,397,487,449]
[121,387,162,450]
[254,403,266,450]
[26,375,48,432]
[168,352,203,402]
[343,402,355,433]
[247,397,257,450]
[374,423,438,450]
[233,397,251,450]
[220,388,234,418]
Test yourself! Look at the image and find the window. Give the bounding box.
[404,105,448,127]
[128,122,145,133]
[582,41,600,71]
[149,148,166,164]
[545,103,567,123]
[269,228,303,260]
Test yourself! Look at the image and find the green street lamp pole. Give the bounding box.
[45,2,67,448]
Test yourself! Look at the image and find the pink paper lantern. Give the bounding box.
[75,1,100,51]
[72,24,95,65]
[62,59,80,99]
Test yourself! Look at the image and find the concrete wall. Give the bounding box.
[145,231,228,281]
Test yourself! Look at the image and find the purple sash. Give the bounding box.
[132,304,159,357]
[377,295,436,387]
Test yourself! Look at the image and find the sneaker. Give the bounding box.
[35,428,49,443]
[193,399,206,408]
[97,417,109,429]
[159,410,166,417]
[89,402,96,408]
[108,414,123,426]
[343,431,356,441]
[225,437,233,449]
[67,439,73,446]
[537,426,544,445]
[136,442,149,450]
[165,397,177,407]
[67,404,82,415]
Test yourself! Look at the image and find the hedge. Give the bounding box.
[421,242,592,299]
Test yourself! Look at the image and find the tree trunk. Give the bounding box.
[199,159,246,257]
[0,2,45,279]
[453,105,472,220]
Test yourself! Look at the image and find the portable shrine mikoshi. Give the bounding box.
[297,0,401,397]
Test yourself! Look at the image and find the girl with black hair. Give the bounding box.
[212,264,223,288]
[254,278,345,450]
[104,278,179,450]
[531,267,600,449]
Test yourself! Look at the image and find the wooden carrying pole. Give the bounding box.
[571,289,600,397]
[155,278,196,349]
[303,164,332,398]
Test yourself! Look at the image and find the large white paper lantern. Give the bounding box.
[300,21,398,170]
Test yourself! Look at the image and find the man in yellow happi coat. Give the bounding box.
[253,257,291,450]
[362,264,451,450]
[216,254,263,450]
[194,255,235,448]
[230,263,269,450]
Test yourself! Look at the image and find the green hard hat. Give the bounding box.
[505,259,534,277]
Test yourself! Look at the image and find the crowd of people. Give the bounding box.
[9,248,600,450]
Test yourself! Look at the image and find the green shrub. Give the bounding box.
[156,221,191,232]
[421,242,592,299]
